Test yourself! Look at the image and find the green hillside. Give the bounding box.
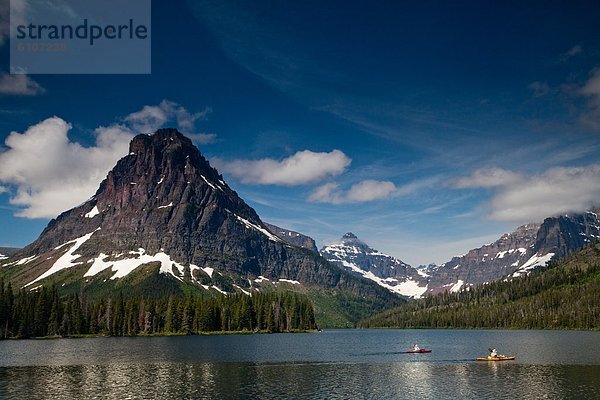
[358,241,600,330]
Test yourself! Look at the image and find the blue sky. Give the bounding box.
[1,0,600,265]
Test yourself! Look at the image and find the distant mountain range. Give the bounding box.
[319,212,600,297]
[0,129,400,327]
[425,211,600,294]
[358,239,600,330]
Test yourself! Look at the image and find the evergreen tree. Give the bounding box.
[0,279,317,338]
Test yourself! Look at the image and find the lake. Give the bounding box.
[1,329,599,399]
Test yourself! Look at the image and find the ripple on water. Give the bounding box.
[1,362,600,400]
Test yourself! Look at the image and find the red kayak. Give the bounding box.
[405,349,432,353]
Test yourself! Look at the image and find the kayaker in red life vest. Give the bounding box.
[413,343,420,351]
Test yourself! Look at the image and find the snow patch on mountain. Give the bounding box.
[394,279,428,297]
[449,279,464,293]
[84,206,100,218]
[229,211,282,243]
[278,278,301,285]
[85,249,187,281]
[361,268,427,298]
[233,284,251,295]
[201,175,224,191]
[512,253,555,277]
[16,255,39,266]
[25,229,100,287]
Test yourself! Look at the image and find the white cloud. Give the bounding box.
[213,150,351,185]
[395,177,441,196]
[0,117,133,218]
[0,100,213,218]
[455,166,600,222]
[0,73,45,95]
[453,168,522,188]
[309,180,398,204]
[346,180,397,202]
[308,182,342,203]
[124,100,211,133]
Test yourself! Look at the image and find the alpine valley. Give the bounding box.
[320,213,600,298]
[0,129,401,328]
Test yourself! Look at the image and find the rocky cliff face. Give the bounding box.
[3,129,398,314]
[534,212,600,258]
[321,233,428,298]
[426,211,600,294]
[263,222,319,253]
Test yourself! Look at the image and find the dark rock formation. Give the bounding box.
[263,222,319,253]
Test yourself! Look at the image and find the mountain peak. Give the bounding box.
[5,129,401,327]
[127,128,215,176]
[321,232,426,298]
[129,128,192,152]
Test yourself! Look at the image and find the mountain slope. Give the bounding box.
[321,233,428,298]
[426,211,600,294]
[0,129,401,327]
[359,240,600,330]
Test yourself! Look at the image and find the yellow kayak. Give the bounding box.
[476,356,516,361]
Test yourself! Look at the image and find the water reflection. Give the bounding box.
[2,362,599,400]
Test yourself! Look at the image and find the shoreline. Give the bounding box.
[2,329,317,341]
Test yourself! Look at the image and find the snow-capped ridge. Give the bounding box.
[321,232,427,298]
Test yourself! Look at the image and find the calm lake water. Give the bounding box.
[1,329,599,399]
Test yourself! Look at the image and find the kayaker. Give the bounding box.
[489,348,498,358]
[413,343,420,351]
